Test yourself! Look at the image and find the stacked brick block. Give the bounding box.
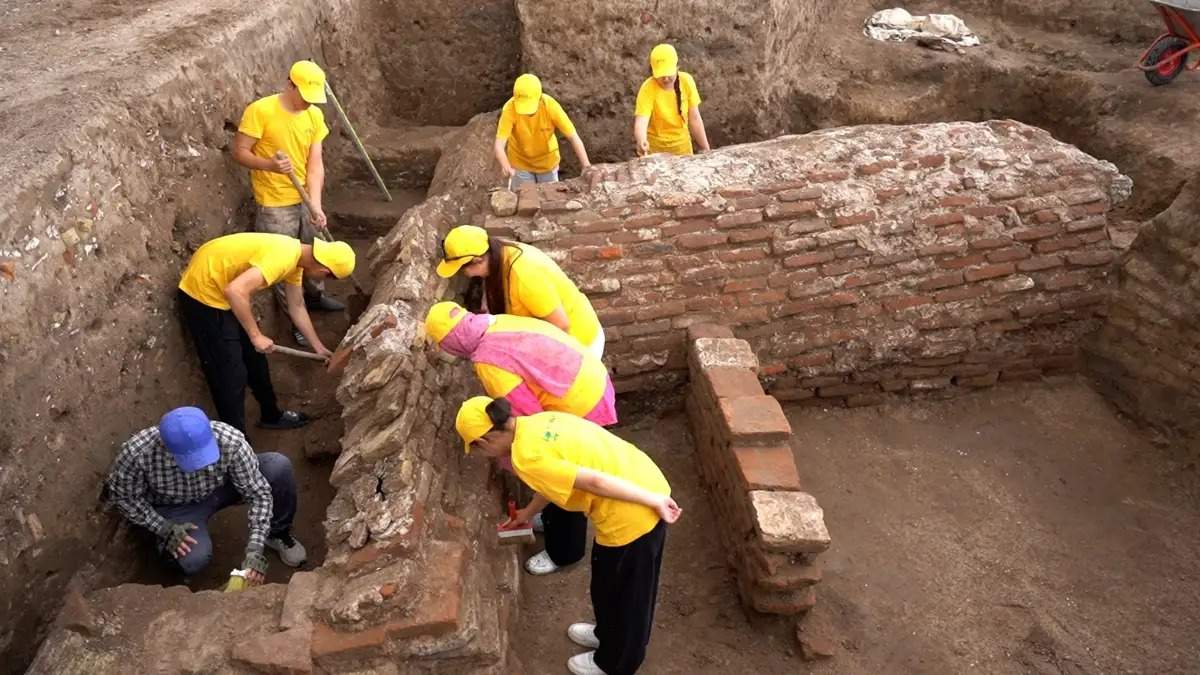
[684,324,831,615]
[1088,178,1200,440]
[483,121,1132,403]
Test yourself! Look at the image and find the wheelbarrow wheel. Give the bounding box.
[1145,37,1189,86]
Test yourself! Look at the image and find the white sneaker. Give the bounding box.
[531,512,545,533]
[524,550,559,575]
[567,651,606,675]
[265,533,307,567]
[567,622,600,649]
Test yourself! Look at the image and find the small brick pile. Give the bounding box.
[484,121,1133,403]
[684,323,831,616]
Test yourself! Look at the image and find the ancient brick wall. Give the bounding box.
[1087,178,1200,444]
[483,121,1132,402]
[684,324,830,616]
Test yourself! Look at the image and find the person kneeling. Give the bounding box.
[104,406,306,583]
[456,397,681,675]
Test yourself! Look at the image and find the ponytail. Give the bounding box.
[674,73,686,118]
[486,398,512,430]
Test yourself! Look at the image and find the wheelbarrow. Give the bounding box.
[1138,0,1200,85]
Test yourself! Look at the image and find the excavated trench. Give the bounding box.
[5,0,1200,673]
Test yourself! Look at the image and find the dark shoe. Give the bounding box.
[257,410,310,430]
[305,294,346,312]
[292,329,310,349]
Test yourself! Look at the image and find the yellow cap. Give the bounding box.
[455,396,496,454]
[424,301,469,344]
[312,239,356,279]
[512,74,543,115]
[289,60,328,104]
[436,225,489,278]
[650,43,678,78]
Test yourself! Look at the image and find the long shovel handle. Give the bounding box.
[271,344,328,362]
[274,151,333,242]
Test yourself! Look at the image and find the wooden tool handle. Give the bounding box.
[273,151,333,241]
[271,344,328,362]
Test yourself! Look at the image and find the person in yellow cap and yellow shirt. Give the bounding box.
[233,60,344,347]
[456,396,680,675]
[177,232,355,434]
[436,225,605,358]
[426,301,617,575]
[495,74,592,189]
[633,43,711,157]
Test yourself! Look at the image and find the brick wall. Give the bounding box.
[483,121,1132,402]
[684,324,830,616]
[1087,177,1200,443]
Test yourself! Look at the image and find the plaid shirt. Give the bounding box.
[105,421,272,553]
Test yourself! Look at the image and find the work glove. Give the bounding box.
[157,521,198,551]
[242,550,269,577]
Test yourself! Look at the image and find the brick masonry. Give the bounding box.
[483,121,1133,403]
[684,324,831,616]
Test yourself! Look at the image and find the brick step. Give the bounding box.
[325,184,427,238]
[335,124,463,190]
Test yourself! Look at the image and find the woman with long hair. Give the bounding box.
[633,43,711,157]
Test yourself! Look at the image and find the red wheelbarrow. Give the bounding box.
[1139,0,1200,85]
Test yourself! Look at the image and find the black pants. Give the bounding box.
[591,520,667,675]
[178,290,282,433]
[543,503,588,566]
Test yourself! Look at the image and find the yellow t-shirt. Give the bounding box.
[511,412,670,547]
[473,315,608,414]
[238,94,330,207]
[178,233,304,310]
[496,94,578,173]
[634,72,702,156]
[502,243,601,347]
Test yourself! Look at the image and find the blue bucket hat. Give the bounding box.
[159,407,220,472]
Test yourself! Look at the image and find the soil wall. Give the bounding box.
[1087,177,1200,447]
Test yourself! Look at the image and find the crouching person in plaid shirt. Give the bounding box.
[105,406,305,581]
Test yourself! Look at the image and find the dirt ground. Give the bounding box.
[789,380,1200,674]
[518,381,1200,674]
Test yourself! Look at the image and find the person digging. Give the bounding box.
[177,231,355,434]
[104,406,306,581]
[233,59,343,348]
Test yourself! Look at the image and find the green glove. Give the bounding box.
[242,550,268,576]
[158,522,198,552]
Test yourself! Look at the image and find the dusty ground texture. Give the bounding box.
[790,380,1200,674]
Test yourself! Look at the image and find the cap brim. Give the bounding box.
[437,258,471,278]
[513,97,539,115]
[652,63,678,78]
[175,436,219,473]
[298,84,327,104]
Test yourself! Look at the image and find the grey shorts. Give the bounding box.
[253,204,322,298]
[511,167,560,189]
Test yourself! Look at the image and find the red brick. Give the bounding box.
[918,153,946,168]
[716,210,765,229]
[570,217,624,234]
[844,271,887,288]
[740,289,788,306]
[718,395,792,444]
[703,366,764,399]
[623,319,672,337]
[718,245,770,263]
[986,246,1031,263]
[1017,255,1063,272]
[1033,209,1060,224]
[969,237,1013,250]
[675,203,723,219]
[808,169,849,182]
[678,232,729,250]
[784,251,835,269]
[765,201,818,221]
[777,187,825,202]
[964,262,1015,282]
[718,185,757,198]
[730,227,774,244]
[1066,250,1115,267]
[1035,235,1082,253]
[876,187,906,202]
[939,253,987,270]
[725,277,767,293]
[661,219,715,238]
[934,285,988,303]
[821,258,869,276]
[598,308,637,325]
[1041,270,1090,291]
[835,211,874,227]
[727,261,776,279]
[920,242,967,257]
[818,383,877,397]
[917,271,965,291]
[938,195,976,207]
[688,323,734,341]
[733,445,802,490]
[1012,225,1060,241]
[882,295,932,312]
[636,301,688,321]
[966,205,1008,218]
[919,212,965,227]
[516,188,540,216]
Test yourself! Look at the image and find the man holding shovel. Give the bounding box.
[233,59,343,347]
[177,232,356,433]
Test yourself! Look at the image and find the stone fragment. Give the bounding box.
[56,587,98,636]
[517,186,539,216]
[489,190,518,216]
[280,571,320,631]
[750,491,830,553]
[231,624,314,674]
[691,337,759,371]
